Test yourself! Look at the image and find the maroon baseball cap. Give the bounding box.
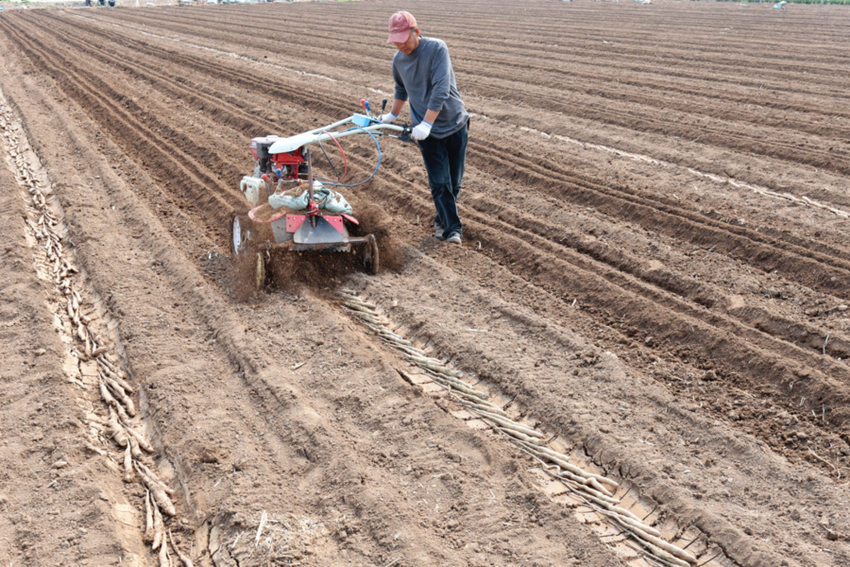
[387,11,417,44]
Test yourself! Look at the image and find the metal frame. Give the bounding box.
[257,234,374,252]
[268,115,409,154]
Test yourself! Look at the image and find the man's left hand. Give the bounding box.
[411,122,432,141]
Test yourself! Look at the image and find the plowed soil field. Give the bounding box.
[2,1,850,566]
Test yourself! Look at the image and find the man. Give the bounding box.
[382,11,470,245]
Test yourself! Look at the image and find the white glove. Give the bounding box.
[381,112,398,124]
[411,121,432,141]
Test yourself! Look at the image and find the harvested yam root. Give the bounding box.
[99,376,118,408]
[121,420,154,453]
[613,517,697,565]
[137,461,175,495]
[345,298,377,310]
[106,407,129,448]
[158,536,171,567]
[123,444,134,483]
[97,358,134,393]
[475,410,545,439]
[105,375,136,417]
[136,462,176,516]
[152,492,165,550]
[495,424,543,445]
[169,530,194,567]
[128,433,143,459]
[143,490,155,544]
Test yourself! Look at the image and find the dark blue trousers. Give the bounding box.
[417,121,468,239]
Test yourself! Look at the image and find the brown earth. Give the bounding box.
[1,1,849,566]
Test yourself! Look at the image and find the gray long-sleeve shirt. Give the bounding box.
[392,37,469,139]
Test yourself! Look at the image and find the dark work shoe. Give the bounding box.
[446,233,462,245]
[434,223,445,240]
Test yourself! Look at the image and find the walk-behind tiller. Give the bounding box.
[231,99,412,290]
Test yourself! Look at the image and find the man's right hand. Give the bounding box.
[381,112,398,124]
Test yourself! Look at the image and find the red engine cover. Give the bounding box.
[271,148,305,168]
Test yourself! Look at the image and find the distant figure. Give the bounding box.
[773,0,786,8]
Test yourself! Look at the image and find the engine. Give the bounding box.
[250,136,306,180]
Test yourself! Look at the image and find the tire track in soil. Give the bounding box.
[463,134,850,284]
[459,135,850,354]
[88,1,850,153]
[457,182,850,365]
[24,10,394,238]
[0,84,210,565]
[94,5,850,111]
[1,47,452,567]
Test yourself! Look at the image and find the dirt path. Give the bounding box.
[1,1,849,566]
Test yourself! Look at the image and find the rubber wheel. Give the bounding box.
[365,235,380,275]
[231,212,249,258]
[254,251,267,291]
